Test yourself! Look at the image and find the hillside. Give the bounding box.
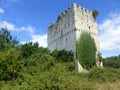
[0,28,120,90]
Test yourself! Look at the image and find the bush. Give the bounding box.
[51,49,74,62]
[103,55,120,68]
[0,48,23,81]
[88,67,120,83]
[92,10,99,19]
[21,53,55,76]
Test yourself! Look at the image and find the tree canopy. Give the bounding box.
[0,28,19,51]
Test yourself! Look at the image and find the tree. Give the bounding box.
[20,42,39,58]
[92,10,99,19]
[0,48,23,81]
[77,31,96,69]
[103,55,120,68]
[51,49,74,62]
[0,28,19,51]
[20,42,50,58]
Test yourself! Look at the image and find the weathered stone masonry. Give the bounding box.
[47,3,101,72]
[48,3,100,54]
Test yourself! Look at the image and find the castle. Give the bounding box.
[47,3,101,72]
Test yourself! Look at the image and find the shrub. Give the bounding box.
[0,48,23,81]
[51,49,74,62]
[103,55,120,68]
[88,67,120,83]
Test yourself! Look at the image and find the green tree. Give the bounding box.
[0,48,23,81]
[0,28,19,51]
[92,10,99,19]
[77,31,96,69]
[20,42,39,58]
[51,49,74,62]
[20,42,50,58]
[103,55,120,68]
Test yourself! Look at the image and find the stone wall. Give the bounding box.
[48,3,100,54]
[73,3,100,52]
[48,4,76,54]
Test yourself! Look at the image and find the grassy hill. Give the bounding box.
[0,29,120,90]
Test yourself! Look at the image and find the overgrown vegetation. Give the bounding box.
[0,28,120,90]
[103,55,120,68]
[77,31,96,69]
[92,10,99,19]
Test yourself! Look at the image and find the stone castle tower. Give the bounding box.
[48,3,101,72]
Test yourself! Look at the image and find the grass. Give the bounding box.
[0,65,120,90]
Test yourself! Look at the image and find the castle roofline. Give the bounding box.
[48,3,93,28]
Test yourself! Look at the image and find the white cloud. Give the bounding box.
[0,21,15,30]
[0,21,35,33]
[16,26,35,33]
[30,34,47,47]
[21,34,47,47]
[0,20,47,47]
[99,11,120,51]
[0,8,4,14]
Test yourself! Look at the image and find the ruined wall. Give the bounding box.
[48,3,100,54]
[48,4,76,53]
[73,4,100,52]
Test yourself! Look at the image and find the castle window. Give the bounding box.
[61,31,63,36]
[66,38,67,41]
[89,26,91,29]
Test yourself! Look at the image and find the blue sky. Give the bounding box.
[0,0,120,57]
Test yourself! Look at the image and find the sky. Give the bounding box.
[0,0,120,57]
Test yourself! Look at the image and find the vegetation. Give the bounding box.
[77,31,96,69]
[0,28,120,90]
[103,55,120,68]
[51,49,74,62]
[92,10,99,19]
[0,28,19,51]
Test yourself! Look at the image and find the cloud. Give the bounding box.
[0,8,4,14]
[0,21,34,33]
[0,20,47,47]
[0,21,15,30]
[98,11,120,51]
[21,34,47,47]
[30,34,47,47]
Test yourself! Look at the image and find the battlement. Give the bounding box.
[49,3,94,28]
[48,3,101,71]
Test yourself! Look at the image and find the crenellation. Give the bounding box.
[48,3,100,60]
[71,2,77,8]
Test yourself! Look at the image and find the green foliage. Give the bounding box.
[92,10,99,19]
[88,67,120,83]
[77,31,96,69]
[103,55,120,68]
[0,28,19,51]
[0,48,23,81]
[1,66,120,90]
[51,49,74,62]
[1,27,120,90]
[20,42,49,58]
[20,42,39,58]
